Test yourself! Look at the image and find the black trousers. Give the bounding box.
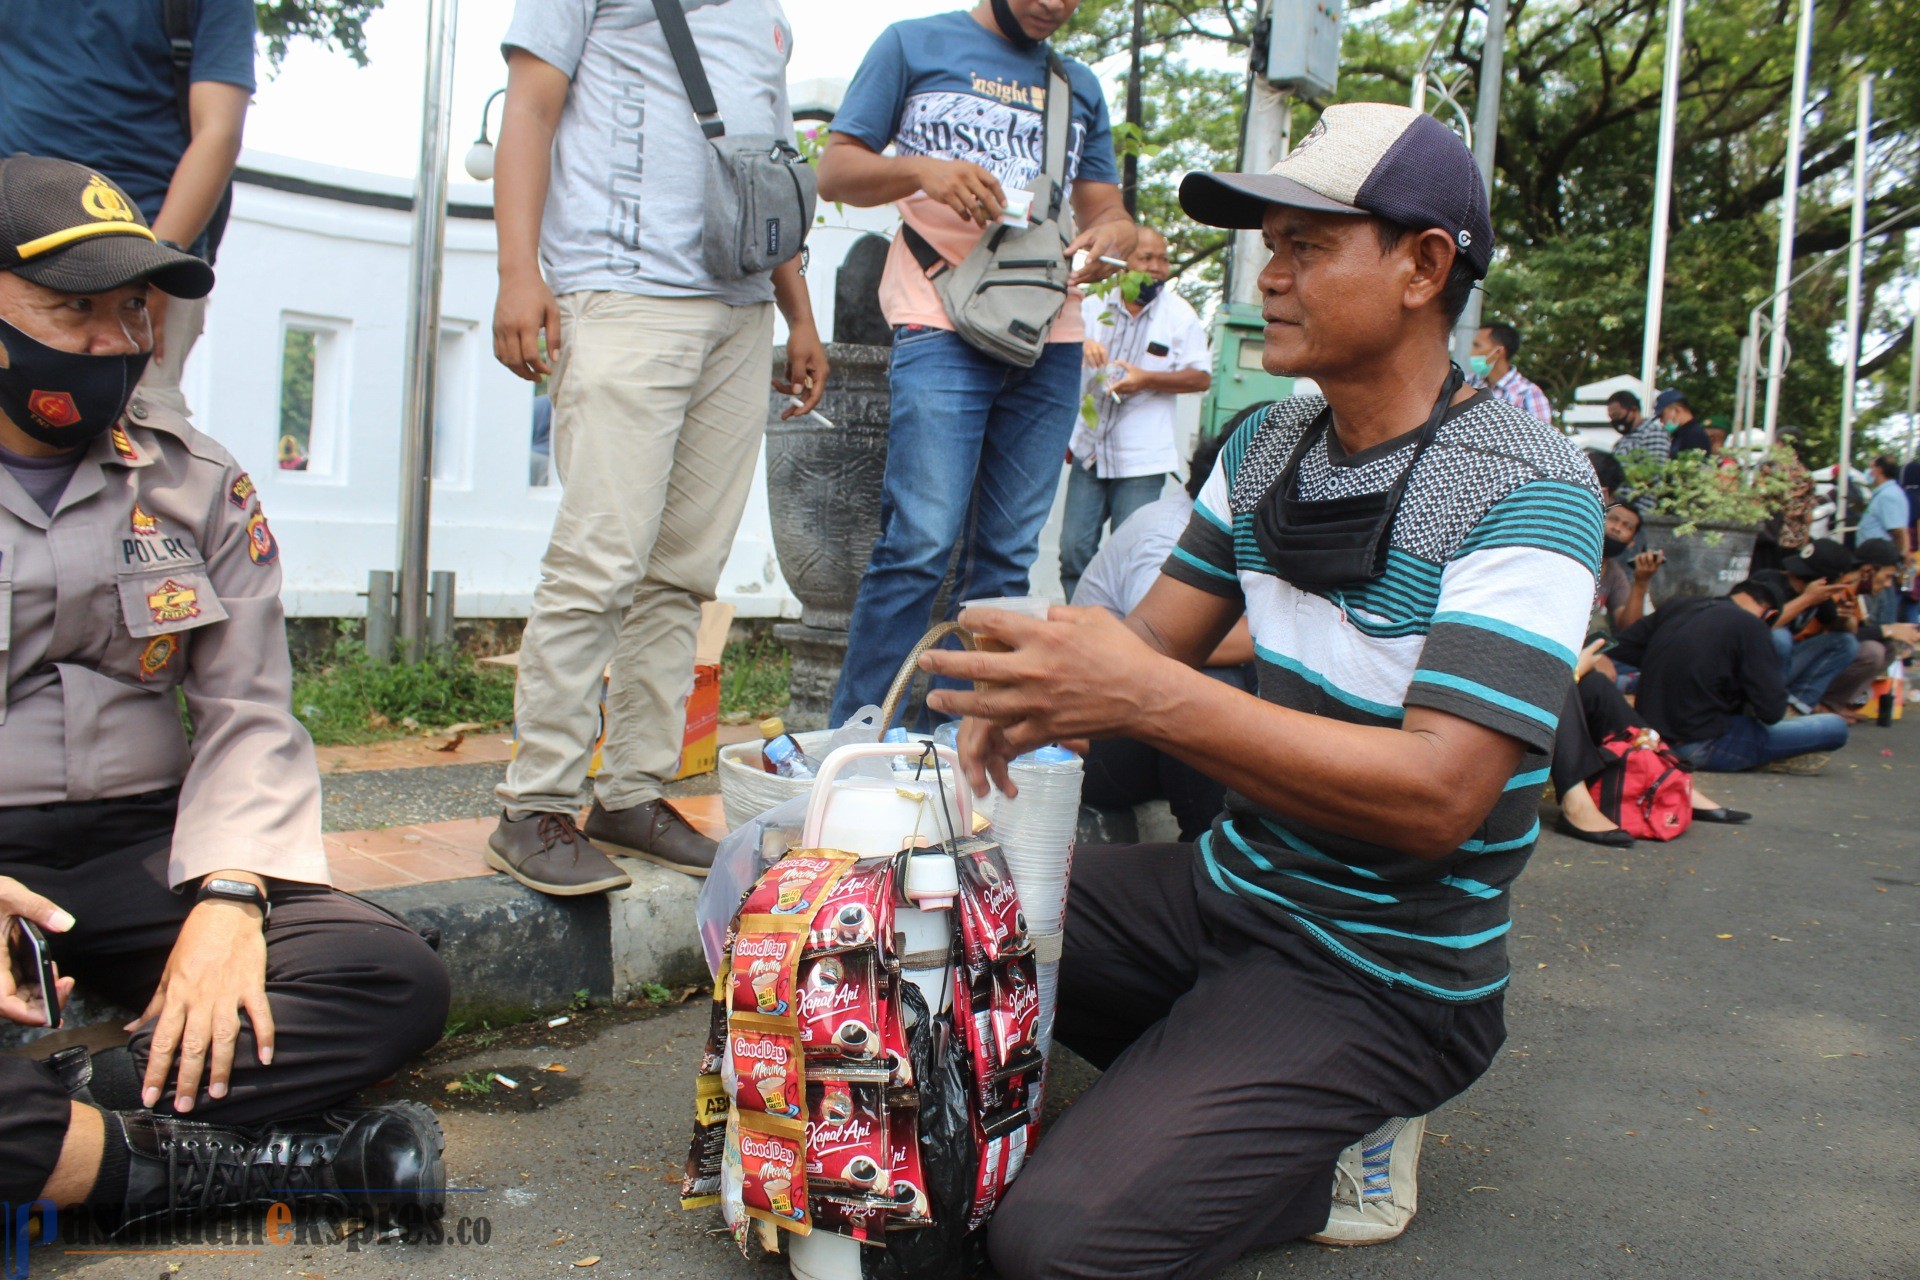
[1081,665,1254,842]
[988,846,1505,1280]
[0,791,450,1202]
[1549,670,1647,798]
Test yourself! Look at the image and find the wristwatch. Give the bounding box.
[196,877,270,919]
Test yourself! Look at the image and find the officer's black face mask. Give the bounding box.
[0,315,149,450]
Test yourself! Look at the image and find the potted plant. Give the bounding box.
[1619,448,1795,606]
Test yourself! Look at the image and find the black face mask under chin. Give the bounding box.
[990,0,1042,48]
[0,316,149,450]
[1602,535,1631,561]
[1252,366,1464,588]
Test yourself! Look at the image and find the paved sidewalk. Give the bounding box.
[29,719,1920,1279]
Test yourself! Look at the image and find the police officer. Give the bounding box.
[0,156,450,1233]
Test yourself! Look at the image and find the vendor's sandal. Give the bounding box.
[1553,815,1635,847]
[1692,807,1753,824]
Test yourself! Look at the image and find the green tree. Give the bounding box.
[256,0,385,67]
[1060,0,1920,467]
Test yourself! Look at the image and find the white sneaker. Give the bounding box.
[1306,1115,1425,1246]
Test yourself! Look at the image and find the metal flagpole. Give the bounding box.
[1452,0,1507,367]
[1639,0,1686,405]
[1836,74,1872,519]
[395,0,460,661]
[1761,0,1814,451]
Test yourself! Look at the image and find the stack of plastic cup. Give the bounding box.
[990,746,1083,1071]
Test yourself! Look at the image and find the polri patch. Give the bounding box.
[147,578,201,626]
[229,472,255,509]
[246,511,278,566]
[137,634,179,682]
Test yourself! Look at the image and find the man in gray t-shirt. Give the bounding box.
[486,0,829,895]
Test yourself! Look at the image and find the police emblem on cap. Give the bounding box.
[137,634,178,682]
[131,504,159,535]
[81,174,137,224]
[148,578,200,625]
[27,389,80,429]
[246,511,279,566]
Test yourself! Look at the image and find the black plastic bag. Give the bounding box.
[864,979,984,1280]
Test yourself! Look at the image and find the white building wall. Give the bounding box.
[190,150,903,619]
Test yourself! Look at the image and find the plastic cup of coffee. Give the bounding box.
[960,597,1057,653]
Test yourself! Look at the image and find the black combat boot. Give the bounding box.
[109,1101,445,1231]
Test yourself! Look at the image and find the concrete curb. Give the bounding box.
[2,867,709,1052]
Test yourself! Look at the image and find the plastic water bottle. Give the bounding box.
[759,717,818,780]
[933,721,960,751]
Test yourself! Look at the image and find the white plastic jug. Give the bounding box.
[788,743,970,1280]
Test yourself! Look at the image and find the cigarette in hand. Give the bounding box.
[1098,256,1129,268]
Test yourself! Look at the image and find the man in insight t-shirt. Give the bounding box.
[818,0,1136,725]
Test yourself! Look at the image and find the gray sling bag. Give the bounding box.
[900,53,1075,368]
[656,0,817,280]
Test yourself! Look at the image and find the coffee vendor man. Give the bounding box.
[0,156,449,1231]
[923,106,1603,1276]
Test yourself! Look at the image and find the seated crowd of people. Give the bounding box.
[1079,431,1917,854]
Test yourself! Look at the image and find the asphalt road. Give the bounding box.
[37,719,1919,1280]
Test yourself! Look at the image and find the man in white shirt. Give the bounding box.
[1060,228,1211,601]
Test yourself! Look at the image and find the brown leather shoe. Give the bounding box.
[583,799,717,878]
[486,811,632,896]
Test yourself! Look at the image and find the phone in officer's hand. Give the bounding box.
[1146,341,1170,358]
[5,916,62,1029]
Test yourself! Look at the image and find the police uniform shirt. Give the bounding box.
[0,392,329,889]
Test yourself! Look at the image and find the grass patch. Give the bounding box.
[292,634,517,746]
[720,633,791,722]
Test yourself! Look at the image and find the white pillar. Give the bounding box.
[1761,0,1815,450]
[1836,75,1872,518]
[1639,0,1686,405]
[395,0,460,658]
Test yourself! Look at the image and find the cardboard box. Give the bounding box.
[482,601,735,780]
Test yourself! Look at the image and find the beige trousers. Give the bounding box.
[136,291,208,420]
[498,291,774,817]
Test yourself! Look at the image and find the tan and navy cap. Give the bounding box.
[0,155,214,298]
[1179,102,1495,278]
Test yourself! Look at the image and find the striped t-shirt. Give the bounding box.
[1163,392,1603,1001]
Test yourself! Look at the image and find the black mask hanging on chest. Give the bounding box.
[989,0,1043,49]
[1252,366,1465,589]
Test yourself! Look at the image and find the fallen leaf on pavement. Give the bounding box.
[541,1063,568,1073]
[1716,933,1733,939]
[431,732,467,753]
[573,1257,601,1268]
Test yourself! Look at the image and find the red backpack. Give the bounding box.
[1586,729,1693,842]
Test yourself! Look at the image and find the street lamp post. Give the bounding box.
[1760,0,1815,450]
[1451,0,1506,368]
[1639,0,1686,405]
[394,0,460,662]
[1835,74,1872,518]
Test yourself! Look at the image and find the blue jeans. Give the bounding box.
[1676,713,1850,772]
[1059,467,1169,603]
[830,329,1082,725]
[1773,628,1860,712]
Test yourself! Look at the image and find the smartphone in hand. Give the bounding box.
[5,916,62,1029]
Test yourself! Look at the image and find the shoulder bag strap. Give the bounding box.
[654,0,726,139]
[1042,52,1071,183]
[164,0,196,133]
